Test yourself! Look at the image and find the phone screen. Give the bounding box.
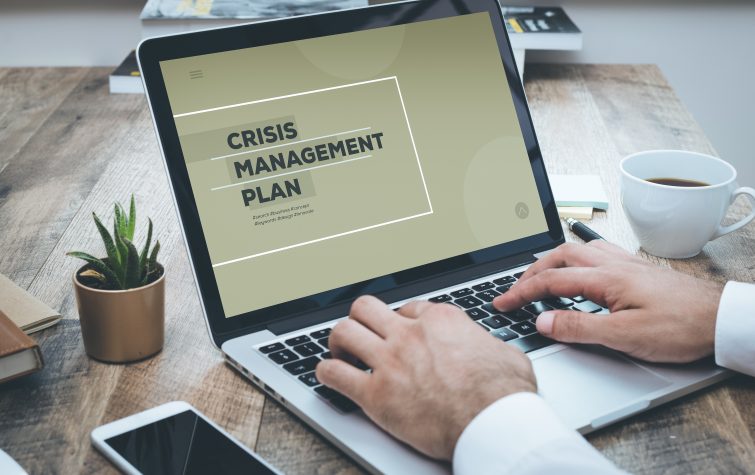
[104,410,275,475]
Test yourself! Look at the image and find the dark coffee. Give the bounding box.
[645,177,710,187]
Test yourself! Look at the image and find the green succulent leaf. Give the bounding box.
[92,212,123,277]
[113,225,128,282]
[114,203,123,235]
[122,238,141,289]
[126,195,136,240]
[70,196,159,290]
[115,203,128,239]
[67,251,123,289]
[148,240,161,271]
[139,218,153,280]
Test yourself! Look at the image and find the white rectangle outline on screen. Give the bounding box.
[174,77,433,268]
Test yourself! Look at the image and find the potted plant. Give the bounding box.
[68,196,164,363]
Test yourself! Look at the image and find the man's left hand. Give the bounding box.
[315,295,537,460]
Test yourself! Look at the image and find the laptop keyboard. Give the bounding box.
[255,272,606,413]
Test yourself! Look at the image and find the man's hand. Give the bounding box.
[494,241,725,363]
[315,296,536,460]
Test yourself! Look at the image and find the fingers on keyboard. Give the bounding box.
[258,280,605,408]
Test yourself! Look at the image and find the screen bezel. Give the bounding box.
[137,0,564,346]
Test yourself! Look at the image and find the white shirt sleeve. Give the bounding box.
[715,281,755,377]
[453,392,625,475]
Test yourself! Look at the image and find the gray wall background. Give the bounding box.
[1,0,752,185]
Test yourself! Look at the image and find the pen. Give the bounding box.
[565,218,605,242]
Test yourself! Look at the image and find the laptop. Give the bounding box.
[137,0,729,472]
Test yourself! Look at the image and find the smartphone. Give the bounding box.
[91,401,281,475]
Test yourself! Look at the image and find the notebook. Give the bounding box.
[0,274,61,334]
[0,310,44,384]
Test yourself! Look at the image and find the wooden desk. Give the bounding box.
[1,65,753,474]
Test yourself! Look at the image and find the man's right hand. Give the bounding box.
[494,241,725,363]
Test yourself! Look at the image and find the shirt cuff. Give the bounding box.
[715,281,755,377]
[452,392,613,475]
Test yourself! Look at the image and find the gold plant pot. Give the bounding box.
[73,264,165,363]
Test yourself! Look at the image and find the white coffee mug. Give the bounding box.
[620,150,755,258]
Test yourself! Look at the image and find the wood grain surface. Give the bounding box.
[0,65,752,474]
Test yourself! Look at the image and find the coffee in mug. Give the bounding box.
[645,177,709,187]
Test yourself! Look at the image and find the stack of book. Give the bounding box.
[110,1,582,93]
[110,0,367,94]
[140,0,367,37]
[502,6,582,79]
[109,51,142,94]
[503,6,582,51]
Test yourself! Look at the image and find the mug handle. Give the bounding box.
[712,187,755,239]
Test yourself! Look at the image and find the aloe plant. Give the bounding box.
[67,195,161,290]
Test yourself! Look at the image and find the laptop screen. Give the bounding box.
[159,11,547,318]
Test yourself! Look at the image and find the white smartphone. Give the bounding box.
[91,401,281,475]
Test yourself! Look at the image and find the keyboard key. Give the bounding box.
[510,321,537,336]
[315,385,359,412]
[476,289,500,302]
[482,315,511,329]
[429,294,452,303]
[513,271,524,279]
[293,342,324,357]
[492,327,518,341]
[454,296,484,309]
[504,309,534,322]
[450,288,473,298]
[285,335,311,346]
[507,334,554,353]
[493,276,516,285]
[472,282,495,291]
[310,328,331,339]
[523,301,554,316]
[298,371,320,387]
[259,342,284,354]
[495,284,513,294]
[574,300,603,313]
[318,338,329,349]
[571,295,587,303]
[321,351,332,359]
[481,316,503,329]
[314,385,338,398]
[283,356,319,375]
[268,349,298,365]
[481,303,504,314]
[542,297,573,309]
[330,396,359,412]
[465,308,489,320]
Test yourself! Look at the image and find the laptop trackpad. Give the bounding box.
[532,346,672,428]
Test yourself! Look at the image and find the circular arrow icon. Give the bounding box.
[515,202,529,219]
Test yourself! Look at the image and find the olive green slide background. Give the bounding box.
[173,77,432,267]
[160,12,547,317]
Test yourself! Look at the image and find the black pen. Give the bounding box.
[565,218,605,242]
